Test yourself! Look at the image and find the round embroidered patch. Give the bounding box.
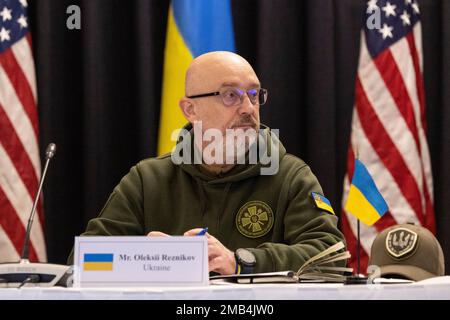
[386,227,418,259]
[236,201,274,238]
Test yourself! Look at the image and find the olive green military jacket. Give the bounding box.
[68,125,345,272]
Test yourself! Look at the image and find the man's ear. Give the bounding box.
[179,98,196,122]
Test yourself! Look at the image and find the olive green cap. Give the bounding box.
[368,223,445,281]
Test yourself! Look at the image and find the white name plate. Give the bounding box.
[74,236,208,287]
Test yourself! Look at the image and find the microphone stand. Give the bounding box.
[21,143,54,261]
[0,143,72,288]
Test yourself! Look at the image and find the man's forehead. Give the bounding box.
[186,52,259,93]
[193,76,259,93]
[221,81,261,89]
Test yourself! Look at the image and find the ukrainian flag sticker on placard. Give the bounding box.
[83,253,114,271]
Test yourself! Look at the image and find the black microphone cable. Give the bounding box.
[18,274,40,289]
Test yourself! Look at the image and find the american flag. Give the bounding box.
[341,0,435,271]
[0,0,46,262]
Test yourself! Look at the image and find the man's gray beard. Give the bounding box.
[225,128,258,165]
[170,125,280,175]
[201,128,258,165]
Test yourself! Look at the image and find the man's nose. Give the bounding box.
[237,94,256,115]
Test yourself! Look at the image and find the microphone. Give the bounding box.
[0,143,73,288]
[45,142,57,159]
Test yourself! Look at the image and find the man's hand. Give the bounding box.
[184,228,236,275]
[147,231,170,237]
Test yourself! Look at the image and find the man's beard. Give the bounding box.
[201,115,259,166]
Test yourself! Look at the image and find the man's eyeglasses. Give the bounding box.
[187,87,268,107]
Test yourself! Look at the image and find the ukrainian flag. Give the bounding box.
[311,192,335,215]
[345,159,389,226]
[157,0,235,155]
[83,253,114,271]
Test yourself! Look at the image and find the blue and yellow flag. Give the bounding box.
[83,253,114,271]
[311,192,335,215]
[345,159,389,226]
[157,0,235,155]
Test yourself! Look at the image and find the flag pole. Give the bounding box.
[357,219,361,276]
[345,147,368,284]
[355,148,362,276]
[345,218,367,284]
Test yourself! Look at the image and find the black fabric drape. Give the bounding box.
[29,0,450,273]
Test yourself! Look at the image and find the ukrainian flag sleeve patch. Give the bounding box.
[311,192,335,215]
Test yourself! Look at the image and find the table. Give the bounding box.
[1,276,449,300]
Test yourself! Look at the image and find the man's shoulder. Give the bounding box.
[133,153,177,176]
[138,153,172,164]
[279,153,308,172]
[274,153,319,185]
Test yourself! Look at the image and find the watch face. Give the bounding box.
[237,249,256,265]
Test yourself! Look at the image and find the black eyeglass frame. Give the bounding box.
[186,87,268,106]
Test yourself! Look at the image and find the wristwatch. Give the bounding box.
[235,248,256,274]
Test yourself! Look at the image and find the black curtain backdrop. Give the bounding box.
[28,0,450,272]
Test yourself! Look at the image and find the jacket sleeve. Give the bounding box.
[67,165,145,264]
[247,164,347,273]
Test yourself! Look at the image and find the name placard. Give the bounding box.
[74,236,208,287]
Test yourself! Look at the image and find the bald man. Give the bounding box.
[68,52,345,275]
